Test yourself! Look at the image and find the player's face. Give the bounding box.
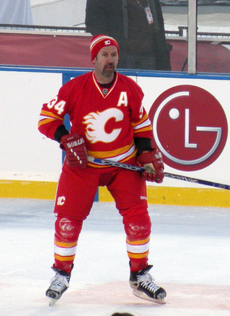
[94,46,119,81]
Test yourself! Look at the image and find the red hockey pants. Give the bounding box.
[52,162,152,273]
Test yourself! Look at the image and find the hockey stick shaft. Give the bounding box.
[87,157,230,190]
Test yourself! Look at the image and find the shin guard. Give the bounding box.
[123,211,151,272]
[53,215,83,273]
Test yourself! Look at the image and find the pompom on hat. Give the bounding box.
[90,35,119,61]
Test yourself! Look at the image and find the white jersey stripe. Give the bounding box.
[133,118,152,130]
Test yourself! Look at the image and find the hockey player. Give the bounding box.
[38,34,166,305]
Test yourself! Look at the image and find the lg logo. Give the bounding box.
[149,85,228,171]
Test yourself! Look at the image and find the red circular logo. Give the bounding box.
[149,85,228,171]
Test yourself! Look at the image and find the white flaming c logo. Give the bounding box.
[83,108,123,143]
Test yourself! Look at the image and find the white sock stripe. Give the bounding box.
[126,241,150,254]
[54,245,77,257]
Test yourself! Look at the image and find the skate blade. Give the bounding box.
[132,289,166,304]
[49,298,58,306]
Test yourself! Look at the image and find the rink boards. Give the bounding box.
[0,66,230,207]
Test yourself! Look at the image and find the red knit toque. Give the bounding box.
[90,34,119,61]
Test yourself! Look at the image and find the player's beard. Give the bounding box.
[102,63,115,77]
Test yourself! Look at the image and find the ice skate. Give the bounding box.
[129,265,166,304]
[46,267,71,305]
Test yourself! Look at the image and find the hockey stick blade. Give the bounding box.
[164,172,230,190]
[87,157,230,190]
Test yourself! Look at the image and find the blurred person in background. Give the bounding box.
[0,0,33,24]
[85,0,172,70]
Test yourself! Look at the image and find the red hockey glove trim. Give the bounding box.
[137,149,164,183]
[60,133,88,169]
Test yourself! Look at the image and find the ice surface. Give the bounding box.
[0,198,230,315]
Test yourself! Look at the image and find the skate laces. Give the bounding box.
[137,272,159,293]
[50,272,69,291]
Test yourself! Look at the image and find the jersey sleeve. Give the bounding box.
[128,78,153,140]
[38,85,69,140]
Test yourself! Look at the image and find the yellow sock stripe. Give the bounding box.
[54,254,75,262]
[55,240,78,248]
[127,251,149,259]
[126,236,150,246]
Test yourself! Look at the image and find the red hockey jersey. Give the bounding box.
[38,71,153,167]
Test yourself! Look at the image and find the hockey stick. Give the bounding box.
[87,157,230,190]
